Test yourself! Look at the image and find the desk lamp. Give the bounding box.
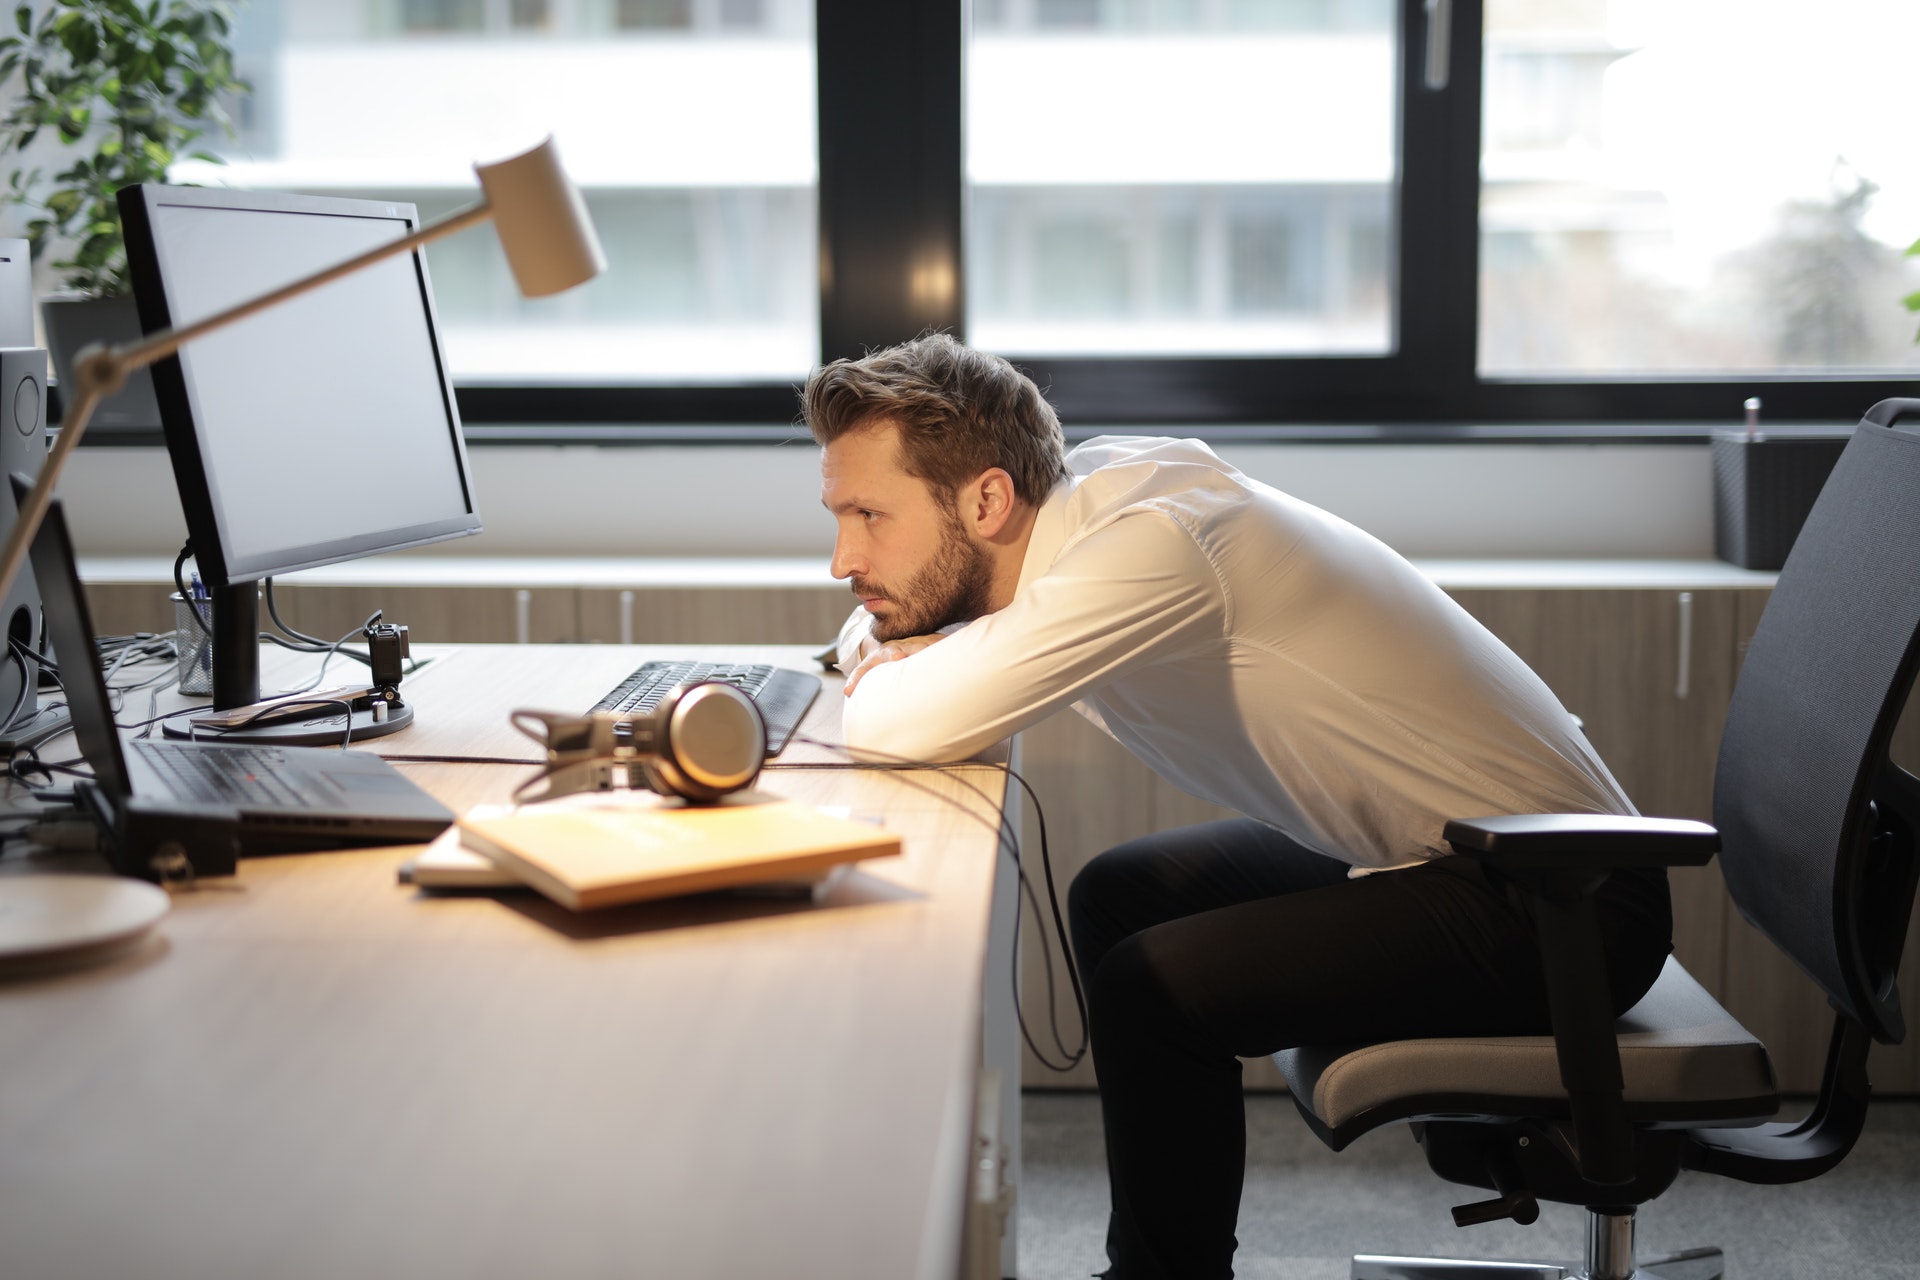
[0,137,605,972]
[0,135,605,626]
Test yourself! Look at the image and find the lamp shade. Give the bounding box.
[474,136,607,298]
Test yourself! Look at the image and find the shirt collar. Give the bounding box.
[1014,478,1074,598]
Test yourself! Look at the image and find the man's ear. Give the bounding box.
[967,468,1019,539]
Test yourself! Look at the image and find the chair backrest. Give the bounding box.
[1714,398,1920,1044]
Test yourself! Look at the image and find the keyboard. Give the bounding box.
[591,661,822,756]
[136,742,317,808]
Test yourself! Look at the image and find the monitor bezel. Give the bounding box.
[119,184,483,587]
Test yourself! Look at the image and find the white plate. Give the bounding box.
[0,874,170,974]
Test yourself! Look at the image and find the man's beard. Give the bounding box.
[855,507,994,642]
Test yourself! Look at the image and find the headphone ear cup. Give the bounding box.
[649,681,766,803]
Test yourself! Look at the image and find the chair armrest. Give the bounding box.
[1444,814,1718,875]
[1439,813,1714,1189]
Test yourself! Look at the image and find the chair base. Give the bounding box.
[1351,1246,1723,1280]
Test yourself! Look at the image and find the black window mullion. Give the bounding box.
[815,0,965,363]
[1396,0,1483,409]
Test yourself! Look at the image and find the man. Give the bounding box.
[810,334,1671,1279]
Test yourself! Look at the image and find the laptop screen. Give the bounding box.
[12,478,135,803]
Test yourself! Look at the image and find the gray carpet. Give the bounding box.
[1017,1092,1920,1279]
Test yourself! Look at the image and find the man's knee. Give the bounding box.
[1069,844,1144,975]
[1086,931,1185,1041]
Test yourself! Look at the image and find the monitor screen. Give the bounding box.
[120,186,482,585]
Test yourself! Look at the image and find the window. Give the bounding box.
[966,0,1398,357]
[195,0,817,386]
[1479,0,1920,379]
[18,0,1912,436]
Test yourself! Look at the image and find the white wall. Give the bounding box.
[57,441,1714,562]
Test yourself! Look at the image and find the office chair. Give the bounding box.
[1274,396,1920,1280]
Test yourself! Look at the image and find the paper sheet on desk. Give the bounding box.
[398,791,875,898]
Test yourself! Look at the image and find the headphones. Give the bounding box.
[511,681,767,804]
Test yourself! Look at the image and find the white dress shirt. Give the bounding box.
[837,436,1634,871]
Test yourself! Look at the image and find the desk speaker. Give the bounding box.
[0,346,47,722]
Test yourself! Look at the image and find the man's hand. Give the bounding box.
[844,633,946,695]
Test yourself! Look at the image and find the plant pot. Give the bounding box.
[1710,427,1851,571]
[39,295,163,431]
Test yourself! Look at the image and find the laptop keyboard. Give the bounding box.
[591,661,821,755]
[136,742,318,808]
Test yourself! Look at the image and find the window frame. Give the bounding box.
[73,0,1920,445]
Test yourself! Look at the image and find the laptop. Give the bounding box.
[21,485,455,867]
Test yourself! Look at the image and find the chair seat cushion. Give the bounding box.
[1274,957,1779,1148]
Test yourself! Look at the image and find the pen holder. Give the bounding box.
[171,592,214,695]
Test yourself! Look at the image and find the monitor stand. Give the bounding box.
[160,582,412,746]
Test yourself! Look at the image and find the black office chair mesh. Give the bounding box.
[1274,397,1920,1280]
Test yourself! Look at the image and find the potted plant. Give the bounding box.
[0,0,248,429]
[1906,236,1920,341]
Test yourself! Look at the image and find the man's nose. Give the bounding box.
[830,534,865,581]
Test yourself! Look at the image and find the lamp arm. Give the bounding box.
[0,197,495,610]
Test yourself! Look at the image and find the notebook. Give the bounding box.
[445,790,900,911]
[400,795,874,900]
[21,483,456,855]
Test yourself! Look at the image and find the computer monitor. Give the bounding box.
[118,184,483,741]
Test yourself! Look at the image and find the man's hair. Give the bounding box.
[803,333,1070,507]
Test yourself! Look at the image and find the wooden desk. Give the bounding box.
[0,645,1020,1280]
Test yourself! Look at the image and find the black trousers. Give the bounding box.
[1065,819,1673,1280]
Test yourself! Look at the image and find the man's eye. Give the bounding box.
[860,509,880,523]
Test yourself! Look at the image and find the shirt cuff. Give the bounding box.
[836,608,875,674]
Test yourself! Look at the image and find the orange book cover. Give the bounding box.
[456,797,900,910]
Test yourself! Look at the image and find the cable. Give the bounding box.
[383,754,546,766]
[178,545,389,674]
[13,633,58,677]
[173,542,211,640]
[0,646,29,733]
[262,577,332,650]
[768,735,1090,1073]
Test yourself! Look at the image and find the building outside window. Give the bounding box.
[966,0,1397,358]
[1478,0,1920,377]
[186,0,818,385]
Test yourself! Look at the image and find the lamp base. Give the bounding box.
[0,873,169,978]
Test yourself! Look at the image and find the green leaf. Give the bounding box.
[1907,237,1920,259]
[13,5,27,37]
[1903,290,1920,314]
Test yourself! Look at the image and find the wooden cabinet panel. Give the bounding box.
[83,582,184,637]
[1445,588,1760,994]
[577,586,851,646]
[270,584,579,645]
